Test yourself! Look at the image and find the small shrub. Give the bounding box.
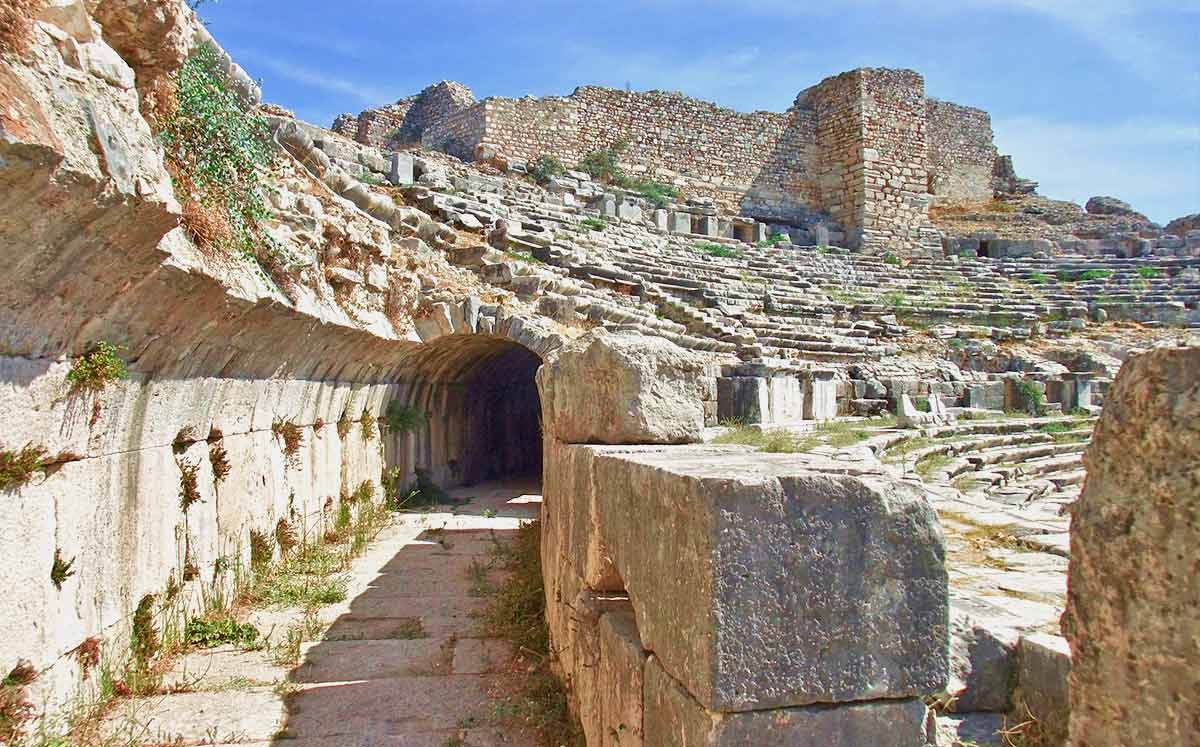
[986,199,1016,213]
[185,617,259,648]
[0,660,37,743]
[72,637,101,678]
[351,480,376,504]
[1015,380,1044,415]
[1027,271,1050,284]
[628,179,679,209]
[0,444,48,491]
[178,460,202,511]
[355,172,385,186]
[249,529,274,574]
[275,518,298,557]
[130,594,159,672]
[580,217,606,232]
[1056,270,1077,282]
[159,44,274,264]
[529,154,565,184]
[1135,266,1161,279]
[360,410,377,439]
[756,232,789,248]
[66,341,128,392]
[882,251,901,266]
[209,440,230,483]
[577,143,625,183]
[384,402,426,434]
[50,548,75,590]
[172,426,196,455]
[272,418,304,468]
[693,242,740,258]
[395,469,448,510]
[881,291,909,309]
[1077,269,1113,282]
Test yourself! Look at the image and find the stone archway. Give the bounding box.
[382,308,565,489]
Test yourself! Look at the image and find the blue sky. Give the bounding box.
[199,0,1199,224]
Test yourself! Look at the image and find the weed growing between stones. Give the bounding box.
[692,242,740,258]
[756,232,789,248]
[172,426,197,455]
[337,411,352,439]
[50,549,75,590]
[127,594,160,694]
[580,217,606,232]
[0,444,48,491]
[1135,265,1161,279]
[529,154,565,184]
[1015,380,1044,414]
[272,418,304,469]
[394,468,448,510]
[249,529,274,574]
[66,342,128,393]
[208,433,230,483]
[158,44,277,269]
[390,618,427,640]
[178,461,202,512]
[70,637,101,682]
[275,518,298,557]
[360,409,377,439]
[480,520,583,746]
[184,617,259,649]
[1027,271,1050,284]
[0,659,37,743]
[883,251,901,265]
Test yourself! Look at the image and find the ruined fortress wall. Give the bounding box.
[857,68,939,254]
[926,99,997,202]
[448,87,822,220]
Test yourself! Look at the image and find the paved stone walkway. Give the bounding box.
[104,480,542,746]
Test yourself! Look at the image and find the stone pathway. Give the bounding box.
[104,480,542,747]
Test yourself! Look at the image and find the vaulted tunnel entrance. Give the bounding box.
[388,334,543,489]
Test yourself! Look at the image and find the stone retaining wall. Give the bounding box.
[927,99,998,203]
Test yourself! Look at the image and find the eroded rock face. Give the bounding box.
[1064,346,1200,746]
[537,330,706,445]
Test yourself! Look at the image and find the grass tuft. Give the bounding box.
[185,617,259,649]
[178,460,202,512]
[693,242,740,258]
[66,341,128,393]
[50,548,75,590]
[272,418,304,469]
[0,444,48,491]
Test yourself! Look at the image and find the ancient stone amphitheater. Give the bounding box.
[1,2,1196,746]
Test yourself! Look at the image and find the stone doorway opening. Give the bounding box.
[390,334,543,489]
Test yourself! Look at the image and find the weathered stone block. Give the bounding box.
[1013,634,1070,745]
[802,369,838,420]
[588,446,948,711]
[944,611,1018,712]
[716,376,769,424]
[537,330,705,445]
[969,382,1004,411]
[388,152,414,185]
[669,211,692,234]
[1064,347,1200,747]
[598,609,646,746]
[643,657,932,746]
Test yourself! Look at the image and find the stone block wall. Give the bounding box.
[335,82,477,151]
[927,99,998,202]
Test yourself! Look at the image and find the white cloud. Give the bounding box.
[993,115,1200,223]
[236,52,398,104]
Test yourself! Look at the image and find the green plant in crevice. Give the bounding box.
[529,154,565,184]
[129,594,159,676]
[159,43,274,265]
[361,409,377,439]
[756,232,789,248]
[66,341,128,393]
[249,529,274,575]
[577,142,626,183]
[179,460,202,512]
[185,617,259,649]
[580,216,606,232]
[1135,265,1160,279]
[627,179,679,209]
[384,402,426,434]
[208,428,230,483]
[0,444,48,491]
[50,549,75,590]
[882,251,901,266]
[336,411,352,439]
[395,468,448,510]
[1015,380,1044,415]
[693,242,740,258]
[272,418,304,469]
[1077,269,1113,282]
[0,659,37,743]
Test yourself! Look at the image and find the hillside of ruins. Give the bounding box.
[0,1,1196,746]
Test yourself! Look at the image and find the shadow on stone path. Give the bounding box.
[103,480,542,747]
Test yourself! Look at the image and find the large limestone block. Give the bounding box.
[942,611,1018,713]
[589,445,948,711]
[537,330,705,445]
[643,657,931,746]
[1063,347,1200,746]
[598,609,646,746]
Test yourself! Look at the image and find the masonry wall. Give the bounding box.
[450,87,823,222]
[926,99,997,202]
